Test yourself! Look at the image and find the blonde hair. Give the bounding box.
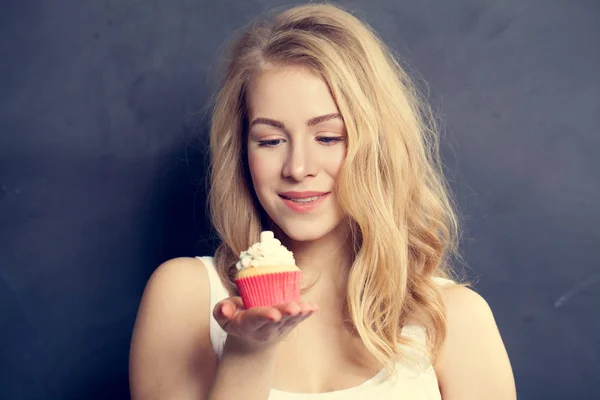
[208,2,464,372]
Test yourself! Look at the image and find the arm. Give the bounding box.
[129,257,315,400]
[129,257,217,399]
[208,335,278,400]
[434,286,517,400]
[209,296,317,399]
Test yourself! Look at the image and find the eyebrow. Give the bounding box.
[249,113,343,130]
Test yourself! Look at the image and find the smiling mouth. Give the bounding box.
[278,192,331,212]
[279,195,323,203]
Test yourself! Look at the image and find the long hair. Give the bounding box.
[208,2,464,372]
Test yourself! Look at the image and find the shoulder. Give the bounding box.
[134,257,212,314]
[434,285,516,400]
[143,256,210,291]
[131,257,213,340]
[129,257,217,399]
[438,283,492,321]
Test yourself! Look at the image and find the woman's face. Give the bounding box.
[245,65,347,242]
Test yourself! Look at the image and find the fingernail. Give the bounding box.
[269,314,280,323]
[221,304,231,317]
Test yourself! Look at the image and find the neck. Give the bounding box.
[283,223,354,302]
[281,223,362,340]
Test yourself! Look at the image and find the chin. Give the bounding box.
[281,227,329,242]
[274,217,347,243]
[260,197,349,243]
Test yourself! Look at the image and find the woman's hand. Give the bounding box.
[213,297,318,352]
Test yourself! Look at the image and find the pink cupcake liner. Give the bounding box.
[235,270,301,308]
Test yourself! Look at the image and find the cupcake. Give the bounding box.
[235,231,302,308]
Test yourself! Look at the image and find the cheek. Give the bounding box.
[247,151,279,186]
[324,147,346,177]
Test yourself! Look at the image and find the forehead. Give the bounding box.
[245,65,340,120]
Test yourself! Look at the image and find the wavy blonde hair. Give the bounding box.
[208,2,464,372]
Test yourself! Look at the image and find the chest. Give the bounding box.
[271,318,384,394]
[269,328,441,399]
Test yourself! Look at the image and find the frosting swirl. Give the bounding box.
[235,231,295,270]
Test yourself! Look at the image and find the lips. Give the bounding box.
[279,191,329,199]
[278,191,330,213]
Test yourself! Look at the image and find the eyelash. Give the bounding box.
[257,139,283,148]
[317,136,346,145]
[257,136,346,148]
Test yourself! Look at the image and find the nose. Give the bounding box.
[282,140,317,181]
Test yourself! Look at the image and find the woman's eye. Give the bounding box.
[317,136,346,145]
[257,139,284,148]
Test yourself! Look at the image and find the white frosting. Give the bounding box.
[235,231,295,270]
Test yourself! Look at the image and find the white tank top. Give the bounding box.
[198,256,449,399]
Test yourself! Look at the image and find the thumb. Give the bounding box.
[214,297,244,323]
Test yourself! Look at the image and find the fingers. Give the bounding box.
[214,297,319,341]
[298,300,318,315]
[215,301,282,335]
[213,297,245,330]
[238,306,282,332]
[214,297,243,318]
[260,301,317,334]
[275,300,318,315]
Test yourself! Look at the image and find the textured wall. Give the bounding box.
[1,0,598,398]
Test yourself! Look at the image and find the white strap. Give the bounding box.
[198,256,228,359]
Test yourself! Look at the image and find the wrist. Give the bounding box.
[224,334,280,357]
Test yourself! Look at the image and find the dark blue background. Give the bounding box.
[1,0,599,399]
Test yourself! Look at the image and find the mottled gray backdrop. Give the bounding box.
[1,0,598,399]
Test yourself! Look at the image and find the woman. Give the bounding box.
[129,3,516,399]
